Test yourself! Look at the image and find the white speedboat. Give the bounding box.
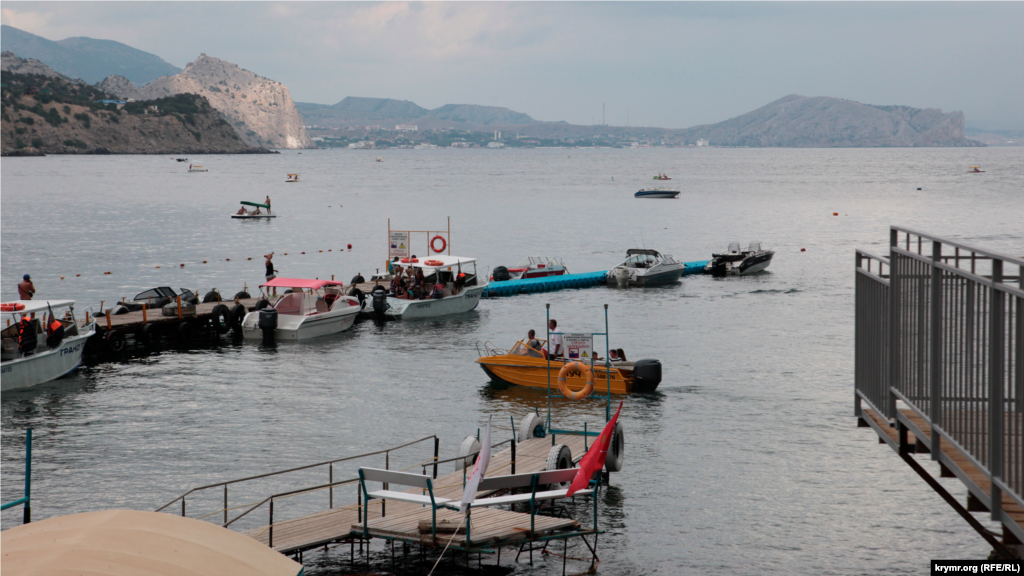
[606,249,685,286]
[370,256,487,320]
[634,187,680,199]
[241,278,361,341]
[704,242,775,277]
[491,256,569,281]
[1,300,96,392]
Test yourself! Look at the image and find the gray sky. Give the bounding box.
[3,2,1022,130]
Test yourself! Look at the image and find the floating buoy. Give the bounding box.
[917,187,922,190]
[801,248,806,252]
[833,212,838,216]
[203,260,208,263]
[347,244,352,249]
[226,258,231,261]
[284,253,288,255]
[180,263,185,267]
[156,266,160,269]
[247,257,252,260]
[319,250,323,253]
[104,271,111,275]
[61,276,65,280]
[328,249,332,252]
[76,274,81,277]
[301,251,306,254]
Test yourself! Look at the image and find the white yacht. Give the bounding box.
[370,256,486,320]
[606,249,685,286]
[241,278,361,341]
[2,300,96,392]
[704,242,775,276]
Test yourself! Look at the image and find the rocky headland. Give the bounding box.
[297,96,538,130]
[99,54,315,149]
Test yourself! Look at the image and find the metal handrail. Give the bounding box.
[224,477,360,528]
[155,435,436,512]
[891,225,1024,268]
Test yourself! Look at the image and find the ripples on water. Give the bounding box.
[2,148,1022,574]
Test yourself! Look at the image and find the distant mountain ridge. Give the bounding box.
[296,96,537,129]
[675,94,980,147]
[1,25,180,85]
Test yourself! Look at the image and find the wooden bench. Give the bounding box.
[357,466,595,546]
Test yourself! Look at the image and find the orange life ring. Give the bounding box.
[430,235,446,253]
[557,362,595,400]
[1,303,26,312]
[400,258,419,263]
[424,259,444,267]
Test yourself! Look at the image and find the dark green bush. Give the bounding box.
[15,126,26,135]
[31,137,43,148]
[18,116,34,125]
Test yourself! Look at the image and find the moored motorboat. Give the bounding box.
[634,187,679,199]
[1,300,96,392]
[606,248,685,286]
[187,164,208,172]
[241,278,361,340]
[475,339,662,394]
[370,256,487,320]
[491,256,569,281]
[704,241,775,276]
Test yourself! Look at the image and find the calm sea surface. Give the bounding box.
[2,147,1022,575]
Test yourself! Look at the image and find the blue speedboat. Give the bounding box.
[634,187,680,199]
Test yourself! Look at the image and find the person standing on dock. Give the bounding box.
[265,195,271,214]
[18,274,35,300]
[265,253,277,281]
[548,319,563,360]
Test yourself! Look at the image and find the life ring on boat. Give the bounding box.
[557,361,595,400]
[430,235,446,254]
[400,258,419,263]
[423,259,444,267]
[1,303,26,312]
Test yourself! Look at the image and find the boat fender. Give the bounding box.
[105,330,126,353]
[140,323,160,349]
[423,259,444,267]
[456,435,481,471]
[430,235,446,254]
[229,304,246,334]
[234,291,251,300]
[111,305,129,316]
[210,304,231,335]
[604,421,625,472]
[122,302,144,313]
[254,298,270,311]
[557,362,595,400]
[203,290,222,304]
[544,444,573,489]
[517,412,546,442]
[176,321,194,348]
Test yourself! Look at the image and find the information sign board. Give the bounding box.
[563,333,594,362]
[390,231,410,258]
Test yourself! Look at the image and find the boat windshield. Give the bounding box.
[727,242,741,254]
[747,241,762,252]
[509,339,546,358]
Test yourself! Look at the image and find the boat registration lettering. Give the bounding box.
[59,343,82,357]
[1,365,11,374]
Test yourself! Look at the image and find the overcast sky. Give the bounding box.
[3,2,1022,129]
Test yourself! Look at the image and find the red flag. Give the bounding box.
[566,402,622,497]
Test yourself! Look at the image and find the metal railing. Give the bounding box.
[855,226,1023,530]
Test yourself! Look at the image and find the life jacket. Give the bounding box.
[47,317,65,349]
[18,317,38,353]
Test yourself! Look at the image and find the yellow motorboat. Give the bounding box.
[475,340,662,394]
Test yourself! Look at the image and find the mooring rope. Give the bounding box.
[426,516,467,576]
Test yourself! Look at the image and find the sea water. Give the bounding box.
[2,147,1022,574]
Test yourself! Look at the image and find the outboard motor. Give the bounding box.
[632,359,662,392]
[257,308,278,344]
[707,257,728,278]
[492,266,511,282]
[370,285,389,319]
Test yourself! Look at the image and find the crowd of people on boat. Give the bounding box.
[385,256,467,301]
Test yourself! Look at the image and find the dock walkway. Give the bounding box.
[245,434,589,554]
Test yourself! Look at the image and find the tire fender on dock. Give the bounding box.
[210,304,231,335]
[140,323,160,349]
[229,304,246,334]
[105,330,126,353]
[455,435,481,471]
[545,444,573,489]
[604,421,625,472]
[517,412,546,443]
[176,321,194,348]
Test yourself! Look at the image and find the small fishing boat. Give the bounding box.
[491,257,569,281]
[606,249,685,286]
[368,256,487,320]
[475,339,662,394]
[286,173,300,182]
[968,166,985,173]
[704,241,775,276]
[1,300,96,392]
[635,187,680,199]
[241,278,361,341]
[188,165,208,172]
[176,158,188,162]
[652,174,672,180]
[232,201,276,219]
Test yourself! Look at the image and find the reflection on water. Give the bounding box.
[3,148,1023,574]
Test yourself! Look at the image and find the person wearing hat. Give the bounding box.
[18,274,35,300]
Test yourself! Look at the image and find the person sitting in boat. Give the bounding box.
[388,257,399,274]
[236,206,247,215]
[453,272,467,295]
[616,348,627,362]
[429,282,444,300]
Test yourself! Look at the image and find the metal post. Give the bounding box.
[546,303,551,432]
[930,240,943,459]
[23,429,31,524]
[329,463,333,509]
[888,227,900,421]
[383,451,388,518]
[511,437,517,475]
[269,499,274,548]
[433,437,439,479]
[182,497,185,517]
[357,482,362,523]
[224,484,228,525]
[605,304,611,421]
[989,258,1004,522]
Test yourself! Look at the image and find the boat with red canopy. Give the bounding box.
[240,278,362,341]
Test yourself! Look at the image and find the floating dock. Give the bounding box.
[482,261,709,298]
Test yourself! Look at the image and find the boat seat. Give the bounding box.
[315,299,329,314]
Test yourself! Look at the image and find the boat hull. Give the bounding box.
[383,284,486,319]
[634,191,679,199]
[1,331,93,392]
[477,355,633,395]
[231,215,277,219]
[607,265,684,286]
[241,306,359,340]
[704,251,774,276]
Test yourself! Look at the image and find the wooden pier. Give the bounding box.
[244,434,590,555]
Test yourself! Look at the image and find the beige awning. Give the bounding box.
[1,509,303,576]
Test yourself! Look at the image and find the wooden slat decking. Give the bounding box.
[100,297,278,330]
[245,434,590,554]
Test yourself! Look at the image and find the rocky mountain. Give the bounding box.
[675,94,981,147]
[1,70,266,155]
[1,25,180,85]
[296,96,537,129]
[1,51,82,83]
[102,54,314,149]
